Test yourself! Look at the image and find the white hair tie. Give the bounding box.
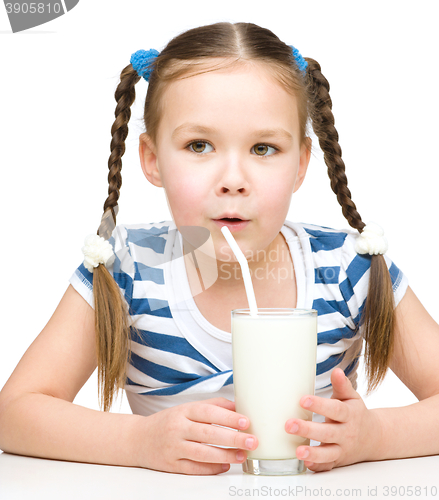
[354,222,388,255]
[82,234,115,272]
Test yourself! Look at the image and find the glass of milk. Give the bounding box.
[232,308,317,475]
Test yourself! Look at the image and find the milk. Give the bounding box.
[232,310,317,460]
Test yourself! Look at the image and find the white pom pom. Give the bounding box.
[354,222,388,255]
[82,234,115,272]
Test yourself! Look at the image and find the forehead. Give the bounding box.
[156,60,300,142]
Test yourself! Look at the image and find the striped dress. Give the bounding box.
[70,220,408,416]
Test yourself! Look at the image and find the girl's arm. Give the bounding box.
[285,286,439,471]
[0,285,142,467]
[371,285,439,459]
[0,286,257,475]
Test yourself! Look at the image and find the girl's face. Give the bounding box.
[140,61,311,265]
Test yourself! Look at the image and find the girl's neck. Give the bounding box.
[182,232,294,296]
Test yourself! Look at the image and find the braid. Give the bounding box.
[305,58,365,233]
[99,66,141,238]
[94,64,140,412]
[305,57,395,393]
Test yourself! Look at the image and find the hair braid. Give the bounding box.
[94,65,140,412]
[100,66,141,237]
[305,57,395,392]
[305,58,365,233]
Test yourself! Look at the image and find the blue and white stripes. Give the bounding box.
[70,220,408,415]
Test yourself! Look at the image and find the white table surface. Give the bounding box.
[1,452,438,500]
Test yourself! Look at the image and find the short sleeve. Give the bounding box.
[69,226,135,310]
[70,263,95,309]
[339,232,409,327]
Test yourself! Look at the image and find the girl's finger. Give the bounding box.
[299,395,350,423]
[202,398,236,411]
[286,418,340,444]
[330,368,361,401]
[186,401,250,430]
[177,459,231,475]
[296,443,341,464]
[305,460,336,473]
[182,440,249,465]
[185,421,257,451]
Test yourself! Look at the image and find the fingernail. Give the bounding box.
[238,418,247,428]
[300,449,309,459]
[303,398,312,408]
[245,438,254,449]
[236,450,245,462]
[289,423,299,433]
[222,464,230,471]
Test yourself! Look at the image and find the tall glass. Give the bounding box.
[232,308,317,475]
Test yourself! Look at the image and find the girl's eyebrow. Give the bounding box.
[171,123,293,141]
[172,123,215,139]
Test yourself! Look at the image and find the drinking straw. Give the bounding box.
[221,226,258,316]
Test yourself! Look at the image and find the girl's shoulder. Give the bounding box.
[109,220,176,251]
[284,219,406,285]
[284,220,408,309]
[283,220,359,258]
[71,221,177,305]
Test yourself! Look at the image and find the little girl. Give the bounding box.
[1,21,439,475]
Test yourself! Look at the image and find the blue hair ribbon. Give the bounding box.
[130,49,160,81]
[290,45,308,75]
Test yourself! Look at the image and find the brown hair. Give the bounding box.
[93,22,395,410]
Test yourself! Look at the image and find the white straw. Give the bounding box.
[220,226,258,316]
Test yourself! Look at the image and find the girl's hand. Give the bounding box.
[135,397,258,475]
[285,368,381,472]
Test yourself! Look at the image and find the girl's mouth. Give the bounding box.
[213,218,250,232]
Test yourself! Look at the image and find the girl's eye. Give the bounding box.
[252,144,278,156]
[186,141,277,156]
[187,141,214,154]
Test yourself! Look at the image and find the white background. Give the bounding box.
[0,1,437,417]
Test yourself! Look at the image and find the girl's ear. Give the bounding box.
[293,137,312,193]
[139,133,163,187]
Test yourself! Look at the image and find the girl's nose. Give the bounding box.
[221,185,246,194]
[217,157,250,195]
